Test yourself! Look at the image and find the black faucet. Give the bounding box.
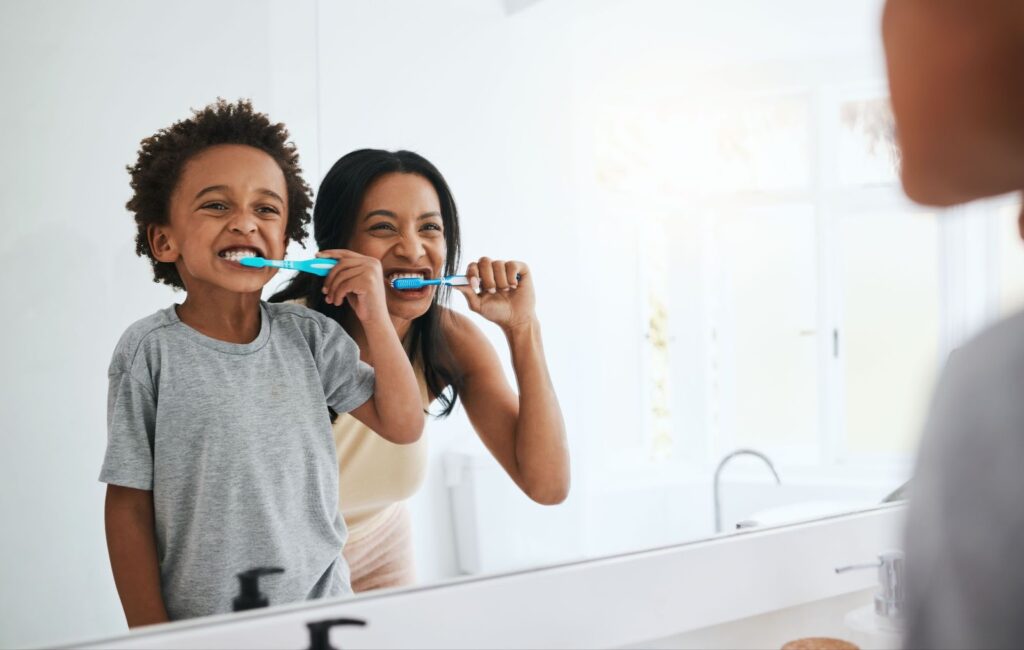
[306,618,367,650]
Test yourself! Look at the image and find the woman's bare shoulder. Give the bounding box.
[439,306,482,341]
[438,307,495,367]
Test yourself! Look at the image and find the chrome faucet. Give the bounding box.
[835,550,905,622]
[713,448,782,533]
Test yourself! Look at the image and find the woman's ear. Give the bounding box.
[1017,196,1024,243]
[148,224,179,263]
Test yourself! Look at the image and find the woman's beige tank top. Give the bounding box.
[335,367,430,540]
[286,299,432,540]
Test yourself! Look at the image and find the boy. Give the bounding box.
[100,99,423,626]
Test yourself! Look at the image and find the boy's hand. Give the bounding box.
[455,257,537,333]
[316,250,389,324]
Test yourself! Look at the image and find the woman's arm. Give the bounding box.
[451,259,570,505]
[104,485,169,628]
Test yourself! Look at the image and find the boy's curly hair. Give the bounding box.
[126,98,313,290]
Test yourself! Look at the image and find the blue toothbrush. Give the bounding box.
[239,258,516,290]
[391,275,472,290]
[239,257,338,276]
[392,273,521,290]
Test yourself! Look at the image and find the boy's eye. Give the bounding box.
[201,201,228,211]
[257,205,281,217]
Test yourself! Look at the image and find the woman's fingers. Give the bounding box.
[454,284,483,313]
[457,257,534,325]
[476,257,497,294]
[504,261,524,290]
[462,257,530,294]
[465,261,481,293]
[491,260,511,292]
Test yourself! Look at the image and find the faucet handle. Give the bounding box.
[834,561,881,573]
[306,618,367,650]
[834,550,904,620]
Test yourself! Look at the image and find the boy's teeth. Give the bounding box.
[221,249,259,261]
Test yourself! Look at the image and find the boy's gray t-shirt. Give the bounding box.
[99,302,374,621]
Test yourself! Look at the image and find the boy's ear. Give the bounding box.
[147,224,179,263]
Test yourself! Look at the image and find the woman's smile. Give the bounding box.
[385,266,437,302]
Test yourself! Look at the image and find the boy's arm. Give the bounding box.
[316,249,425,444]
[348,315,425,444]
[105,484,169,628]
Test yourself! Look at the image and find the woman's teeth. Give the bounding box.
[387,272,426,282]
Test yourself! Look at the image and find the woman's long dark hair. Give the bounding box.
[270,149,463,417]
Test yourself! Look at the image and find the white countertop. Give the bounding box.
[71,504,905,649]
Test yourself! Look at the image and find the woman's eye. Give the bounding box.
[369,222,397,233]
[422,223,443,232]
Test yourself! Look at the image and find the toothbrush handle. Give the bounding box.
[241,257,338,277]
[443,273,520,287]
[294,259,339,276]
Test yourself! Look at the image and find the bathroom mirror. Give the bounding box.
[4,0,1023,647]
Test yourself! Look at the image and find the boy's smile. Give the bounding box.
[150,144,289,297]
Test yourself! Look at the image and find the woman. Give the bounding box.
[271,149,570,592]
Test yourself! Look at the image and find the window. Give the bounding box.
[711,203,820,464]
[837,208,941,459]
[589,71,1014,478]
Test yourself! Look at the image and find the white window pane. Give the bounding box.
[840,210,940,457]
[836,96,899,187]
[592,94,811,198]
[713,205,819,456]
[640,214,674,460]
[712,96,812,193]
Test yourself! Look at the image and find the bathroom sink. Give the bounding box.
[741,500,873,528]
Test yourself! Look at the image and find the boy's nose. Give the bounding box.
[227,211,258,234]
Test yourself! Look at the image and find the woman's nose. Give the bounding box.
[394,233,427,260]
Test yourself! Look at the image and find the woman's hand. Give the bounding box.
[455,257,536,332]
[316,249,389,324]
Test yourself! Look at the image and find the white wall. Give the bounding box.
[0,1,317,646]
[0,0,585,645]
